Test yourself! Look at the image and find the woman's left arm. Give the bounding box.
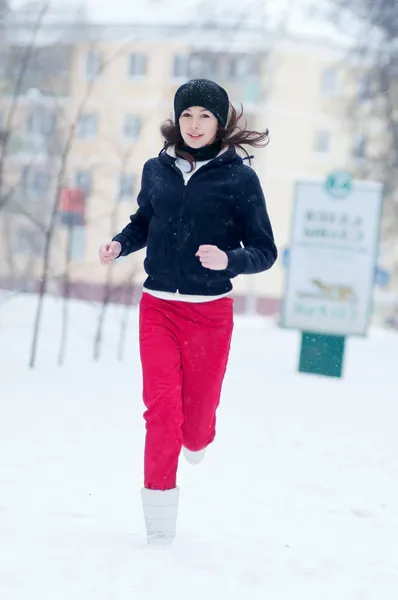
[225,172,278,276]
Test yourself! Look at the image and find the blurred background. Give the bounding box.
[0,0,397,365]
[1,3,398,597]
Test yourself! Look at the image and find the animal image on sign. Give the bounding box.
[298,278,358,303]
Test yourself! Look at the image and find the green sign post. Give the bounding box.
[281,170,383,378]
[299,333,346,378]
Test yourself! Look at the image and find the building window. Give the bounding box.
[226,54,254,80]
[69,225,86,261]
[246,55,261,77]
[128,53,147,78]
[123,115,142,140]
[0,109,5,142]
[118,173,135,200]
[243,79,260,104]
[75,170,92,195]
[357,74,371,103]
[321,67,337,97]
[16,227,43,254]
[206,54,220,79]
[314,130,331,154]
[226,56,239,79]
[20,166,50,197]
[0,51,5,77]
[77,113,97,138]
[189,55,203,77]
[173,54,190,78]
[26,107,55,136]
[352,135,366,159]
[188,53,221,79]
[200,53,220,79]
[85,50,102,80]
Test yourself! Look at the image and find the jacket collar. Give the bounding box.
[158,145,242,168]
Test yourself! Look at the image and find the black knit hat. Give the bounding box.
[174,78,229,127]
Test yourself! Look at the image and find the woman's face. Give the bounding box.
[178,106,218,148]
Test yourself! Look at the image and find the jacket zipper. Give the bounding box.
[172,163,212,293]
[175,177,185,293]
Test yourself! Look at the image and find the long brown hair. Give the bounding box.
[160,103,269,171]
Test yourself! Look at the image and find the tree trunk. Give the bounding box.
[117,270,136,362]
[93,186,123,361]
[93,262,115,362]
[57,225,73,366]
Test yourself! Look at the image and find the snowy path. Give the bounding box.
[0,295,398,599]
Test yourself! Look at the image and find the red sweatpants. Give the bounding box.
[139,292,234,490]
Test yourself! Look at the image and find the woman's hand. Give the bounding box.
[196,245,228,270]
[99,241,122,265]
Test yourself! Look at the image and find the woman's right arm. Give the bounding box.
[112,163,153,257]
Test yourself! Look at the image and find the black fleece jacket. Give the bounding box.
[112,147,277,296]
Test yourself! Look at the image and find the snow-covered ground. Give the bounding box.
[1,292,398,599]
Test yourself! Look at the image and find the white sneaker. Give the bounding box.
[183,447,206,465]
[141,487,179,545]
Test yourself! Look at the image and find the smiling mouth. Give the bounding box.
[188,133,203,139]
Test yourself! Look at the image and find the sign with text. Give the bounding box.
[281,176,383,336]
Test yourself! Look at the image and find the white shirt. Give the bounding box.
[175,155,212,184]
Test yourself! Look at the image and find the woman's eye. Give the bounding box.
[182,113,191,117]
[201,114,210,118]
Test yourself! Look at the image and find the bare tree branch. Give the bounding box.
[329,0,398,245]
[0,2,50,212]
[93,147,136,361]
[28,70,99,368]
[117,266,138,362]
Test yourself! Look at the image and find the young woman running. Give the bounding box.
[99,78,277,544]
